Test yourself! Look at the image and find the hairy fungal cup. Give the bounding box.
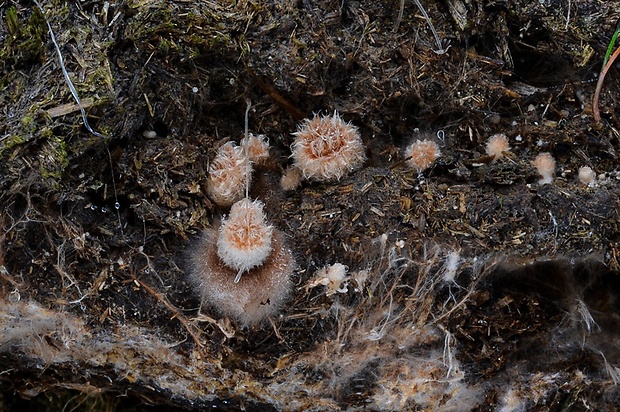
[486,133,510,160]
[240,133,270,165]
[206,141,252,207]
[578,166,596,186]
[189,198,295,326]
[291,111,366,181]
[217,198,273,280]
[532,152,556,185]
[405,139,441,172]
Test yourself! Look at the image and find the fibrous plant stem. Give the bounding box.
[593,45,620,123]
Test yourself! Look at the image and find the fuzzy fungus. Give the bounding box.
[405,139,441,172]
[240,133,270,165]
[532,152,556,185]
[485,133,510,160]
[217,198,273,280]
[280,165,303,191]
[578,166,596,186]
[306,262,350,296]
[206,142,252,207]
[189,199,295,326]
[291,111,366,181]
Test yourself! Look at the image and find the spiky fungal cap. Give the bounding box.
[486,133,510,160]
[405,139,441,172]
[240,133,270,165]
[217,198,273,276]
[291,111,366,181]
[206,142,252,207]
[532,152,556,185]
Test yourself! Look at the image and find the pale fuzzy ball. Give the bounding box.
[578,166,596,186]
[189,228,294,326]
[532,152,556,185]
[486,133,510,160]
[405,139,441,172]
[206,142,251,207]
[240,133,270,164]
[280,165,303,191]
[292,111,366,181]
[217,198,273,274]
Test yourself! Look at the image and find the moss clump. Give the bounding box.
[0,134,28,158]
[39,136,69,181]
[123,1,237,60]
[1,6,45,73]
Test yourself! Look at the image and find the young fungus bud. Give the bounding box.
[578,166,596,186]
[405,139,441,172]
[280,165,303,191]
[532,152,556,185]
[291,111,366,181]
[486,133,510,160]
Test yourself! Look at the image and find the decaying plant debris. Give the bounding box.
[1,0,620,410]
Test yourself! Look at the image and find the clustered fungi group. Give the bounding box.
[206,134,269,207]
[191,110,592,328]
[191,111,370,327]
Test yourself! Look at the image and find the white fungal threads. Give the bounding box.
[291,111,366,181]
[442,251,461,283]
[217,199,273,283]
[306,263,350,296]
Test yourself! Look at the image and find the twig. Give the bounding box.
[133,277,204,348]
[246,65,304,121]
[593,45,620,123]
[268,317,285,343]
[46,98,95,118]
[191,314,235,339]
